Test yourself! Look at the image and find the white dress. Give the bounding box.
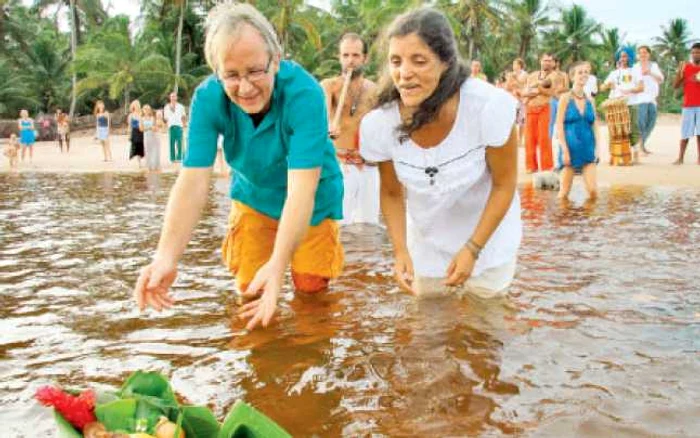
[360,79,522,297]
[341,163,380,225]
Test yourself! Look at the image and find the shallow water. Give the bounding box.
[1,173,699,437]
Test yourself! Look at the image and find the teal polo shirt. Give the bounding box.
[183,61,343,225]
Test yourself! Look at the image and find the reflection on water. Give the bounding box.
[1,174,699,437]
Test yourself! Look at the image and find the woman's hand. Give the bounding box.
[394,251,417,294]
[237,260,285,330]
[444,246,476,287]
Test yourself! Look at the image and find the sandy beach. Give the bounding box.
[2,114,699,186]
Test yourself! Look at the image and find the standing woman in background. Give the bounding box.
[128,100,145,168]
[18,109,36,163]
[633,45,664,155]
[94,100,113,162]
[141,105,162,172]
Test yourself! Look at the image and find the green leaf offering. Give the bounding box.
[180,406,221,438]
[54,410,83,438]
[48,371,290,438]
[219,401,291,438]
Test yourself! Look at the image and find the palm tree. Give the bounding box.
[32,0,106,44]
[73,16,172,112]
[26,29,71,112]
[600,27,624,69]
[544,4,599,65]
[439,0,503,60]
[507,0,550,61]
[33,0,106,116]
[653,18,692,64]
[260,0,324,57]
[69,0,78,116]
[0,60,39,116]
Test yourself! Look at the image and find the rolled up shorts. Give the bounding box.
[221,201,344,290]
[681,107,700,140]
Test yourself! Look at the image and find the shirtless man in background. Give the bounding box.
[321,33,379,225]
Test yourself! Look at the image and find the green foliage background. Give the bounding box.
[0,0,695,118]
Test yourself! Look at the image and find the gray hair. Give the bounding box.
[204,3,282,74]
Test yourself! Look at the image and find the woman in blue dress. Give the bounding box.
[555,61,601,201]
[17,109,36,163]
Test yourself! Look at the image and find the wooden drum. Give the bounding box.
[602,98,632,166]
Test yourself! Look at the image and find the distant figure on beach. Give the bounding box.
[584,64,598,99]
[321,32,379,225]
[672,42,700,165]
[128,99,145,168]
[141,104,161,172]
[4,133,19,169]
[555,61,600,201]
[55,109,70,153]
[523,53,560,173]
[163,92,187,163]
[633,45,664,155]
[548,55,571,151]
[94,100,113,162]
[470,60,487,81]
[360,8,521,298]
[18,109,36,163]
[133,3,344,330]
[508,58,528,147]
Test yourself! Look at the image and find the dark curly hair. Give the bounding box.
[374,8,469,142]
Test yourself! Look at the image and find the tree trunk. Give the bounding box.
[174,0,186,94]
[68,0,78,118]
[124,86,130,115]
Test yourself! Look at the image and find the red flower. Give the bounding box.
[35,386,97,430]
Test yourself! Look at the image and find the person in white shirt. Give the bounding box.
[601,47,644,162]
[584,71,598,99]
[633,45,664,155]
[359,8,521,299]
[163,92,187,162]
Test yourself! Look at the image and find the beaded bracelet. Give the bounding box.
[464,239,483,259]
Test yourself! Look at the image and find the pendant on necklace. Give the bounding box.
[425,166,439,185]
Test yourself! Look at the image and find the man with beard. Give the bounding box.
[523,53,562,173]
[321,33,380,225]
[673,42,700,164]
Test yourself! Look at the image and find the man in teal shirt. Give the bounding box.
[133,3,344,330]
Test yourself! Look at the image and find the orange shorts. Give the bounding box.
[221,201,344,292]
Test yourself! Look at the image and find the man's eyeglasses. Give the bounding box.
[222,58,273,86]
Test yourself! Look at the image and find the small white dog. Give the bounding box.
[533,171,560,190]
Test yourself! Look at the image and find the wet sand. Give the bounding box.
[2,114,699,186]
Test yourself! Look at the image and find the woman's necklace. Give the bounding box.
[571,89,586,99]
[422,147,440,186]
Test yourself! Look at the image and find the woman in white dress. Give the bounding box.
[141,105,161,171]
[360,8,521,298]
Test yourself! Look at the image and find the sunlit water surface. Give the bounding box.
[1,173,699,437]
